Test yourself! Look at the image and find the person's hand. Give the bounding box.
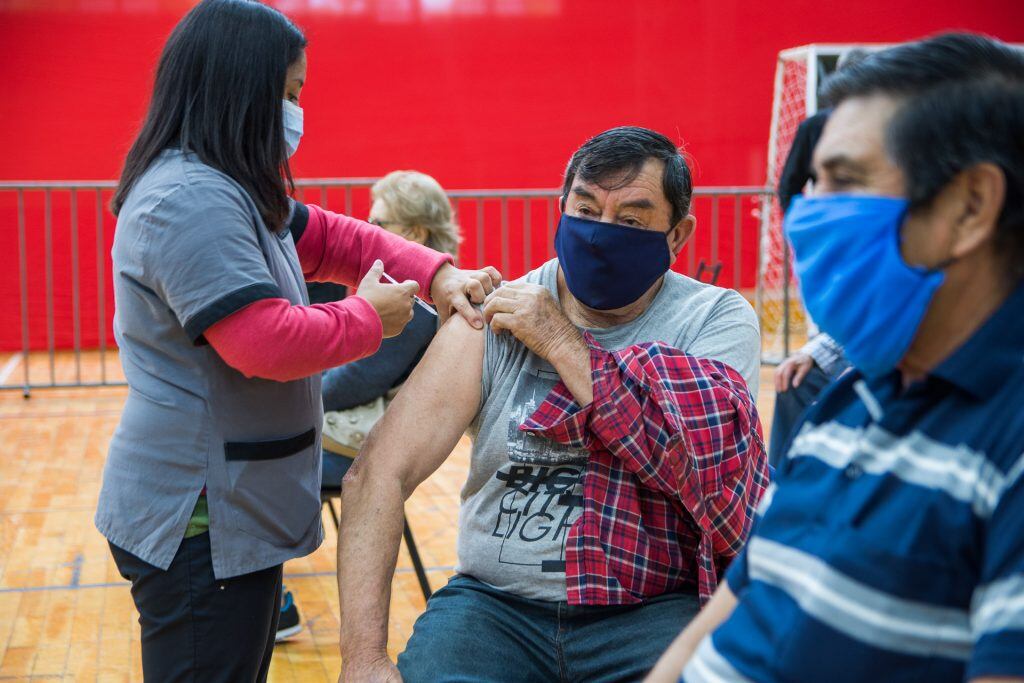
[339,655,402,683]
[483,282,583,362]
[429,262,502,329]
[356,260,418,338]
[774,351,817,392]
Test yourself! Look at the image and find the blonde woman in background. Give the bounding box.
[277,171,460,640]
[369,170,461,257]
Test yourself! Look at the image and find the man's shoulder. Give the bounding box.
[661,272,757,325]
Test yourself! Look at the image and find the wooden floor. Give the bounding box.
[0,351,776,681]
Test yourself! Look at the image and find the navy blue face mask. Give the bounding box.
[554,213,672,310]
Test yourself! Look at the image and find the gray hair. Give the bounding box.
[371,171,461,258]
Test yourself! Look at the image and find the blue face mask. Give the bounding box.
[554,213,672,310]
[784,194,946,378]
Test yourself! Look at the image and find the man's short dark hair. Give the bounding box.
[561,126,693,229]
[822,33,1024,280]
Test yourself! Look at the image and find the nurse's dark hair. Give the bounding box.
[111,0,306,232]
[822,32,1024,281]
[561,126,693,229]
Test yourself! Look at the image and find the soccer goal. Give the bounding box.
[758,44,884,363]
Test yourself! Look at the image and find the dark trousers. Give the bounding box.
[768,364,833,468]
[109,532,282,683]
[397,574,700,682]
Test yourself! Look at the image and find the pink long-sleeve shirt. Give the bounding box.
[205,203,452,382]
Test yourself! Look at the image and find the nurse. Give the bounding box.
[94,0,500,680]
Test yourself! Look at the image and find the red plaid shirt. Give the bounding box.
[520,333,769,605]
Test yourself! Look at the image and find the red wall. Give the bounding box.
[0,0,1021,351]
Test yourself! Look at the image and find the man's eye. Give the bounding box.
[621,218,642,227]
[577,206,595,216]
[823,174,860,191]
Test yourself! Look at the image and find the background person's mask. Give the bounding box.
[784,194,946,378]
[282,99,303,157]
[554,213,671,310]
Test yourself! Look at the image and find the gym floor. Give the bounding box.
[0,352,776,681]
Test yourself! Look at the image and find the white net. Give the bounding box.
[759,51,810,362]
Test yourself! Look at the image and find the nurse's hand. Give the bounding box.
[357,260,418,338]
[430,262,502,329]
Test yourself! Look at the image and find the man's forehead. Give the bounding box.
[571,158,666,201]
[814,94,902,170]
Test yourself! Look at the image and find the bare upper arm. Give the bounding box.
[347,314,484,497]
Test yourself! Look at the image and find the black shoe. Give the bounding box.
[275,590,302,642]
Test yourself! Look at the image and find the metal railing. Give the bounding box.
[0,180,774,395]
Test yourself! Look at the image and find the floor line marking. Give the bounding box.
[69,553,84,587]
[0,566,457,594]
[0,353,23,385]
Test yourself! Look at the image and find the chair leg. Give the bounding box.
[402,516,432,602]
[323,498,340,530]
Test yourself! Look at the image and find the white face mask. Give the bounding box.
[282,99,303,158]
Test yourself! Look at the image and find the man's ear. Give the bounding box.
[947,162,1006,260]
[668,214,696,258]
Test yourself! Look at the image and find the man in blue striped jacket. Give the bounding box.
[649,32,1024,683]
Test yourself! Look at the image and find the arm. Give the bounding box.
[293,202,452,300]
[645,582,738,682]
[294,202,500,328]
[337,315,484,681]
[321,308,434,411]
[204,296,382,383]
[776,332,845,392]
[798,332,845,376]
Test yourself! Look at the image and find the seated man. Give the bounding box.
[649,33,1024,683]
[337,126,770,682]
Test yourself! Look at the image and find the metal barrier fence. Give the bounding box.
[0,180,777,395]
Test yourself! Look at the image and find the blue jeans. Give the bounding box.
[397,574,700,682]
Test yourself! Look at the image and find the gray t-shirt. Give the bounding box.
[458,258,760,601]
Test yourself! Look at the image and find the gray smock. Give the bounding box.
[95,148,324,578]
